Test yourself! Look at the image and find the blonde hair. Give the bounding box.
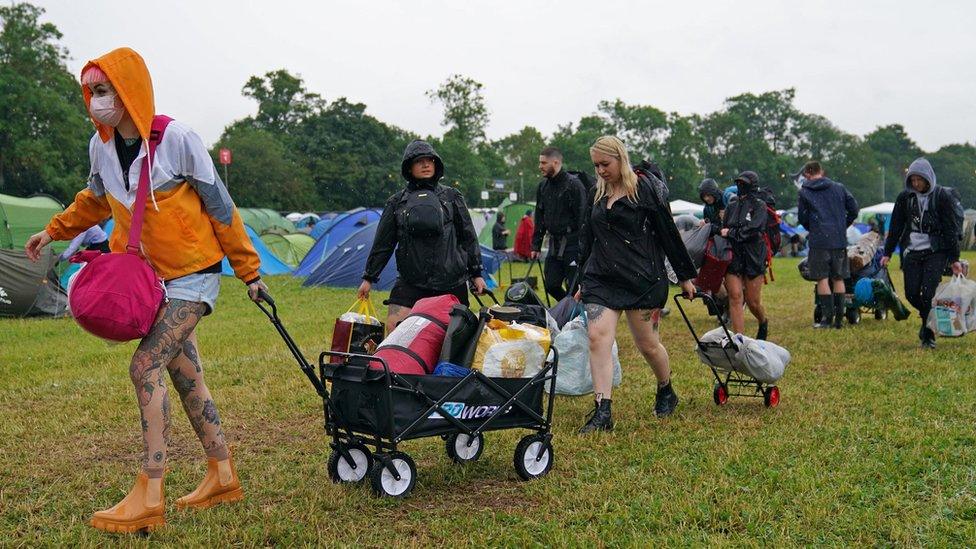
[590,135,638,204]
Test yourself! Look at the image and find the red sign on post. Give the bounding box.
[219,148,232,165]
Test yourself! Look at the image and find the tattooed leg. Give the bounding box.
[625,309,670,384]
[584,303,608,322]
[585,304,620,400]
[130,299,206,478]
[166,331,229,460]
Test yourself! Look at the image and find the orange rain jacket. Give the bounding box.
[46,47,260,283]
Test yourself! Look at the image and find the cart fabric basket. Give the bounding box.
[329,364,544,439]
[695,327,790,383]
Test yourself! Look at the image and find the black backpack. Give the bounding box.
[941,186,965,241]
[398,188,446,238]
[567,170,595,193]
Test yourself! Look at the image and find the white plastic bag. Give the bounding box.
[733,334,791,384]
[695,327,740,371]
[338,311,381,326]
[546,315,622,395]
[927,275,976,337]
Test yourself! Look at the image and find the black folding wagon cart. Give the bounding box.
[254,290,559,498]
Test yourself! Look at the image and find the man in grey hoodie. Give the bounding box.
[881,157,964,348]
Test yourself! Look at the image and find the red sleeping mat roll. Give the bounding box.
[372,294,459,375]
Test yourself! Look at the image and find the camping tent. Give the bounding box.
[260,232,315,267]
[304,219,504,291]
[0,248,68,318]
[298,208,382,276]
[309,208,380,241]
[478,201,534,248]
[668,199,704,217]
[285,212,320,230]
[221,225,292,277]
[0,193,68,254]
[238,208,295,235]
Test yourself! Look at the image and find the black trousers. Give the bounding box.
[902,250,946,327]
[543,255,578,301]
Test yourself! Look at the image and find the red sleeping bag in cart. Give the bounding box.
[372,294,459,375]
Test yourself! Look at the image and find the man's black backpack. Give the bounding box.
[567,170,595,193]
[941,186,965,241]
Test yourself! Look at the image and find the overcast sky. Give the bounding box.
[36,0,976,151]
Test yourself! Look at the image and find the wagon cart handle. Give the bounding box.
[470,287,499,308]
[524,257,552,307]
[672,291,735,348]
[250,289,327,397]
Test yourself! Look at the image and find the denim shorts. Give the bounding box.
[164,273,221,315]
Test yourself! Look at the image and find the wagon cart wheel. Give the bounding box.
[513,434,553,481]
[370,452,416,498]
[763,386,781,408]
[712,382,729,406]
[446,433,484,464]
[846,307,861,325]
[327,442,373,484]
[874,308,887,320]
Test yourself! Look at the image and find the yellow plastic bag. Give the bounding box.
[472,320,551,378]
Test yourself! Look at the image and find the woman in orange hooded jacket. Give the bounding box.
[25,47,265,534]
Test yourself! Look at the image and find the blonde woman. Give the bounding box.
[575,136,696,433]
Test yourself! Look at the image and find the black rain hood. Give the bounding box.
[905,157,937,197]
[698,178,722,202]
[734,171,760,196]
[401,140,445,189]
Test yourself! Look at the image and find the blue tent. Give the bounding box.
[222,225,291,277]
[309,208,380,241]
[303,223,503,291]
[297,208,381,277]
[304,221,398,289]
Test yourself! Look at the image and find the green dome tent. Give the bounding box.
[259,231,315,267]
[478,200,535,249]
[0,193,68,254]
[238,208,295,235]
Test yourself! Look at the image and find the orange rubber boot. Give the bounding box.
[176,457,243,510]
[90,472,165,533]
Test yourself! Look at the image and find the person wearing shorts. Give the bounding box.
[358,140,486,327]
[721,171,770,339]
[797,160,859,329]
[25,47,265,534]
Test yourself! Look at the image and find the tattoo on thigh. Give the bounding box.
[170,368,197,397]
[585,303,607,321]
[131,300,206,406]
[387,304,406,317]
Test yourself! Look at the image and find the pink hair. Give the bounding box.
[81,65,109,86]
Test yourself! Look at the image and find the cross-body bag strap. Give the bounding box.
[126,115,173,255]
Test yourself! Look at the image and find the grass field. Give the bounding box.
[2,254,976,546]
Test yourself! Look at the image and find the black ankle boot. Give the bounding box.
[654,382,679,418]
[832,293,846,329]
[814,294,833,329]
[579,399,613,434]
[920,327,936,349]
[756,320,768,340]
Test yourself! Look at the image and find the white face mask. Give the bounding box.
[89,93,124,127]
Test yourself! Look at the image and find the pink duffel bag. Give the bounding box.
[372,294,459,375]
[68,115,171,342]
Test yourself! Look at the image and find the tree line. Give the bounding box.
[3,3,975,213]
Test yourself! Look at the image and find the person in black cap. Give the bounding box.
[721,171,770,339]
[532,146,587,300]
[698,178,725,236]
[491,211,509,252]
[359,140,486,327]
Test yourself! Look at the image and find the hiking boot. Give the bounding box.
[579,399,613,434]
[90,472,165,534]
[654,382,679,418]
[756,320,768,341]
[176,456,243,510]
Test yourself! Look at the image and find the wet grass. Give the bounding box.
[2,254,975,546]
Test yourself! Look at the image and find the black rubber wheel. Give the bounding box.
[513,434,553,481]
[445,433,484,464]
[874,308,887,320]
[763,386,781,408]
[369,452,416,498]
[327,442,372,484]
[712,383,729,406]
